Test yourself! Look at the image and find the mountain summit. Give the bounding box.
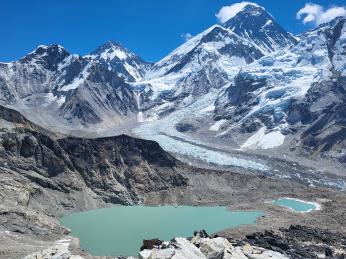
[223,3,297,53]
[87,41,152,82]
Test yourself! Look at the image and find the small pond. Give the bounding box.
[272,198,320,212]
[61,205,263,256]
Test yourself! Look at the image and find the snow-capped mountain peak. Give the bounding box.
[216,2,262,22]
[19,44,71,70]
[86,40,152,82]
[223,3,297,53]
[144,24,264,81]
[137,24,265,121]
[90,40,130,61]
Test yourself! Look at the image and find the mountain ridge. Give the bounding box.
[223,3,297,53]
[0,4,345,164]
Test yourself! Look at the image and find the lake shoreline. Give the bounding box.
[2,152,346,258]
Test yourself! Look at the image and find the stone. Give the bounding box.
[141,239,163,251]
[325,247,333,257]
[200,237,232,259]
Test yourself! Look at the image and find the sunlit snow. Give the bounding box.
[209,119,227,131]
[241,127,285,150]
[134,90,268,171]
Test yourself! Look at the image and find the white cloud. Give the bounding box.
[181,33,193,41]
[216,1,259,23]
[297,3,346,25]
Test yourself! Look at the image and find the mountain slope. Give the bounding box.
[86,41,152,82]
[223,2,297,53]
[290,18,346,161]
[0,3,344,164]
[0,44,139,132]
[3,105,342,259]
[136,2,297,122]
[137,25,264,121]
[0,103,188,209]
[213,17,346,161]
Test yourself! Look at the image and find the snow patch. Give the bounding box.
[60,63,90,91]
[241,127,285,150]
[124,62,142,81]
[42,93,66,107]
[113,48,128,60]
[263,20,273,28]
[200,104,215,113]
[209,119,227,131]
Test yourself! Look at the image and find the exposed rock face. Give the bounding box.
[138,24,264,119]
[0,106,187,206]
[0,104,48,133]
[245,225,346,259]
[213,17,346,161]
[0,105,189,258]
[137,3,296,121]
[223,3,297,53]
[87,40,152,82]
[0,44,140,129]
[290,73,346,161]
[59,63,138,125]
[0,5,343,164]
[57,134,187,203]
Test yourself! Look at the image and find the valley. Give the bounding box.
[0,1,345,258]
[0,104,345,258]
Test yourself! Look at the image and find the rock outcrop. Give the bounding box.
[138,227,346,259]
[0,105,188,257]
[245,225,346,259]
[139,231,288,259]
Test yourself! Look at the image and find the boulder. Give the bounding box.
[200,237,232,259]
[141,238,163,251]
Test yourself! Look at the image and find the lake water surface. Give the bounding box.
[272,198,319,212]
[61,206,263,256]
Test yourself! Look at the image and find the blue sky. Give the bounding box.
[1,0,345,62]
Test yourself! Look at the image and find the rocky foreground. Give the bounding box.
[138,230,288,259]
[138,227,346,259]
[24,227,346,259]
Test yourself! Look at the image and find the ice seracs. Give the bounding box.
[214,17,346,154]
[137,24,264,122]
[0,4,344,163]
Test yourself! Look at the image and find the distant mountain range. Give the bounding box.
[0,2,345,162]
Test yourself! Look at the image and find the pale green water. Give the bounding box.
[272,198,318,212]
[60,206,263,256]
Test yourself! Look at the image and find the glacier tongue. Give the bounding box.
[0,9,344,166]
[133,90,268,171]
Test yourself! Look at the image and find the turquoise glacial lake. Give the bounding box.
[272,198,319,212]
[60,205,263,256]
